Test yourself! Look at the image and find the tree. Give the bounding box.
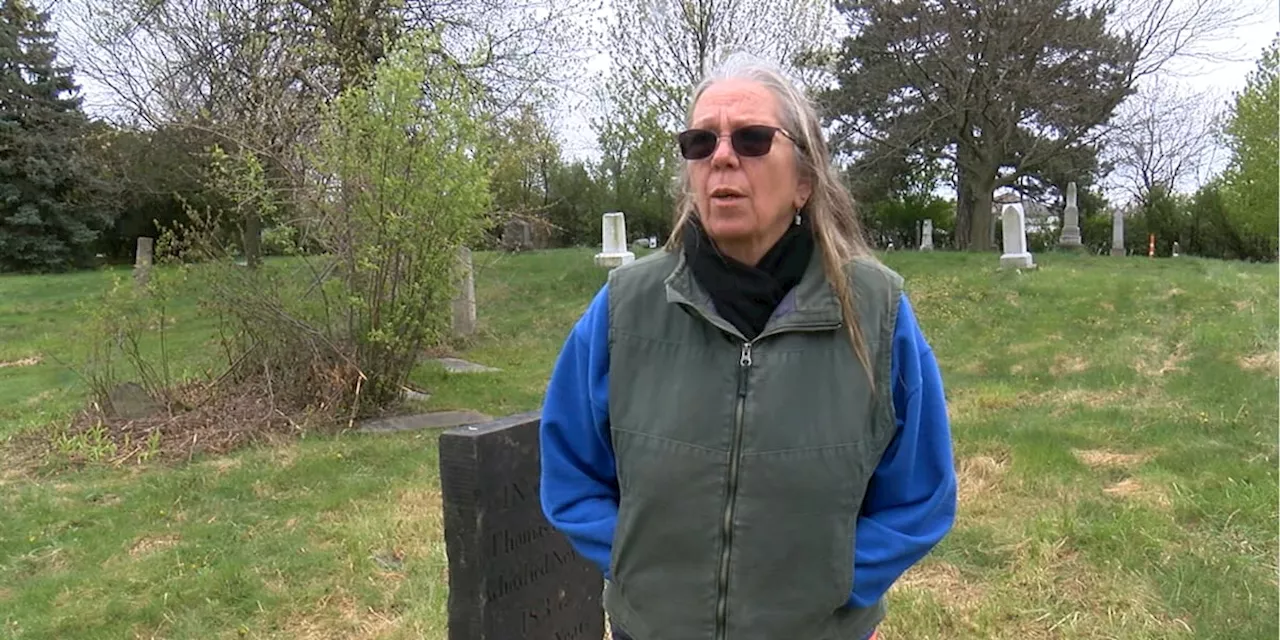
[1220,38,1278,259]
[817,0,1255,251]
[1105,80,1222,205]
[0,0,109,272]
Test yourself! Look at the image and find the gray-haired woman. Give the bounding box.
[539,56,957,640]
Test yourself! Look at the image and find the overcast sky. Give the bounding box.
[50,0,1280,190]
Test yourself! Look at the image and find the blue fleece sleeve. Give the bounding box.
[539,284,618,578]
[849,292,958,608]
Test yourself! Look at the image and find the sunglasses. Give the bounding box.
[676,125,799,160]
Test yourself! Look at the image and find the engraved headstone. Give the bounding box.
[999,205,1036,270]
[920,219,934,251]
[439,413,604,640]
[134,236,154,286]
[1058,182,1083,249]
[594,212,635,268]
[452,246,477,336]
[1111,210,1126,256]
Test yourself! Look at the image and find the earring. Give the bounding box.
[795,212,802,226]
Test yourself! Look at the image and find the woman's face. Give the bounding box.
[685,79,811,263]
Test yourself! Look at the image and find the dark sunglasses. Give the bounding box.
[676,125,798,160]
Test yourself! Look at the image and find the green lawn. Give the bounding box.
[1,249,1276,639]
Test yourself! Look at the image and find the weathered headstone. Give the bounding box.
[999,205,1036,270]
[920,219,934,251]
[503,220,534,252]
[439,413,604,640]
[1172,241,1181,257]
[452,246,477,337]
[134,237,154,286]
[1058,182,1083,249]
[1111,210,1125,256]
[594,212,635,268]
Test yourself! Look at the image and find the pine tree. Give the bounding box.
[0,0,110,272]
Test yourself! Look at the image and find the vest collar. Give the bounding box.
[663,246,843,342]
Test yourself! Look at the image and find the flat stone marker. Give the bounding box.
[432,357,502,374]
[439,413,604,640]
[359,410,490,433]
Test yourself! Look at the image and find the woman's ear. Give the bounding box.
[793,178,813,211]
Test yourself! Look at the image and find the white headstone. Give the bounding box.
[1058,182,1083,248]
[999,205,1036,269]
[920,219,934,251]
[1110,210,1125,256]
[594,212,636,268]
[451,246,476,336]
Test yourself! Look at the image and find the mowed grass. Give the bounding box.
[1,249,1276,639]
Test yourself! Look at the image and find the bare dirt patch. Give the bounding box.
[1050,355,1090,376]
[0,356,40,368]
[1072,449,1151,468]
[129,534,179,557]
[1104,478,1172,508]
[1238,351,1278,374]
[895,561,987,611]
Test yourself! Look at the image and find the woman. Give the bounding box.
[539,56,957,640]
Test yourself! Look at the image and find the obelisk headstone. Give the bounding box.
[1058,182,1083,249]
[920,219,934,251]
[1111,210,1125,257]
[439,413,605,640]
[134,236,154,287]
[999,206,1036,270]
[451,246,476,336]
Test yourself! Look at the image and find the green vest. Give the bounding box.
[603,247,904,640]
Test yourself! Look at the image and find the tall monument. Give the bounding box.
[1058,182,1083,249]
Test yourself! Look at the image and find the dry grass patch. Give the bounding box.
[1049,355,1089,376]
[947,389,1027,423]
[278,588,400,639]
[894,561,987,612]
[1133,340,1190,377]
[129,534,179,558]
[958,454,1009,507]
[1072,449,1151,468]
[1238,350,1278,374]
[0,356,40,368]
[24,389,55,406]
[1104,477,1172,509]
[1041,386,1174,416]
[997,538,1193,638]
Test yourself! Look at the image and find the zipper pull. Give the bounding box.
[740,342,752,367]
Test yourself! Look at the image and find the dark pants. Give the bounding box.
[613,628,878,639]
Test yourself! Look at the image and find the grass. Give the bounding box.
[1,248,1276,639]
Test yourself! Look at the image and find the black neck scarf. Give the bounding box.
[682,214,815,341]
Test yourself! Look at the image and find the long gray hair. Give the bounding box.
[664,54,880,383]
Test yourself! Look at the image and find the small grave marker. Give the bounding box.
[439,413,604,640]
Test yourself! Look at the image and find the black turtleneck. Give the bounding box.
[681,215,814,341]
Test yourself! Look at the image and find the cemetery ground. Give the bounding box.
[1,249,1276,640]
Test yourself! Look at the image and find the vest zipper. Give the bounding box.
[715,340,752,640]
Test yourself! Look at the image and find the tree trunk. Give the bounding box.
[243,211,262,269]
[954,147,997,251]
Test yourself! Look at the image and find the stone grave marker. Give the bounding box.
[1111,210,1126,256]
[999,205,1036,270]
[594,212,635,268]
[920,219,934,251]
[439,412,604,640]
[1058,182,1083,249]
[452,246,477,337]
[134,236,154,286]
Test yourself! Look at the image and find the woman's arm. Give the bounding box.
[539,284,619,578]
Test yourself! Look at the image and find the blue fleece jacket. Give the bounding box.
[539,285,957,614]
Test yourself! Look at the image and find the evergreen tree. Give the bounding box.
[0,0,109,272]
